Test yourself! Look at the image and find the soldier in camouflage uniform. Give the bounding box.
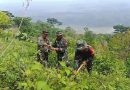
[74,40,94,74]
[37,31,50,64]
[52,31,68,66]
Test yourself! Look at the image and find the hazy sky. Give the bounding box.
[0,0,130,33]
[1,0,129,12]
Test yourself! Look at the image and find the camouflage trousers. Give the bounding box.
[75,56,94,74]
[37,46,49,65]
[56,52,68,68]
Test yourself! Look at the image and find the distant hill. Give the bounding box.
[1,0,130,33]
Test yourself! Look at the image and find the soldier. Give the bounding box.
[37,31,50,65]
[52,31,68,67]
[74,40,94,74]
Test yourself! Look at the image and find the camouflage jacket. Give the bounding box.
[37,35,50,52]
[53,38,67,53]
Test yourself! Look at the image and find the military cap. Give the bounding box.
[56,31,63,36]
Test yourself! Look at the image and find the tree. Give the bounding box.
[47,18,62,26]
[13,17,32,34]
[1,11,14,18]
[0,11,11,29]
[113,24,129,33]
[13,17,32,27]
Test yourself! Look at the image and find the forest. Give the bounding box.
[0,10,130,90]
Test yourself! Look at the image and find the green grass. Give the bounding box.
[0,30,130,90]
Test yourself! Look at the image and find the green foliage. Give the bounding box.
[113,24,129,33]
[64,27,76,38]
[15,32,30,41]
[47,18,62,26]
[84,29,95,45]
[13,17,32,27]
[109,31,130,60]
[13,17,32,34]
[1,29,130,90]
[1,11,14,18]
[0,11,11,29]
[1,12,130,89]
[126,58,130,78]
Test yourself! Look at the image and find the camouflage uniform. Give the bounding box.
[53,38,68,61]
[53,31,68,63]
[37,35,50,63]
[74,40,94,74]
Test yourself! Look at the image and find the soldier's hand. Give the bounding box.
[83,61,86,65]
[42,43,48,47]
[55,48,63,51]
[59,48,63,51]
[53,48,59,51]
[47,45,55,50]
[47,45,52,48]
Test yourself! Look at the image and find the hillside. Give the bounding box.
[0,10,130,90]
[0,29,130,90]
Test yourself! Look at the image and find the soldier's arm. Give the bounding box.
[49,41,58,51]
[58,39,68,52]
[42,42,47,46]
[37,37,43,47]
[51,39,68,52]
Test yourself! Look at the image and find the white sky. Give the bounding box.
[0,0,130,33]
[0,0,129,13]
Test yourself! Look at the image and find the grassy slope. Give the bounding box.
[0,31,130,90]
